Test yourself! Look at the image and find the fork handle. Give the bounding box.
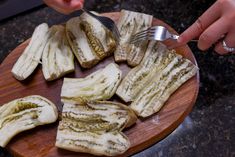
[171,34,198,42]
[171,34,179,40]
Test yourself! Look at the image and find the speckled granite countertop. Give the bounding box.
[0,0,234,157]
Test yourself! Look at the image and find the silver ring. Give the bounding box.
[222,40,235,52]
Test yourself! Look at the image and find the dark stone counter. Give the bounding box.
[0,0,234,157]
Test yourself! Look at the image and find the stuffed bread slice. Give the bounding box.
[56,100,137,156]
[66,12,116,68]
[11,23,49,80]
[114,10,152,66]
[42,25,74,81]
[61,63,122,102]
[0,95,58,147]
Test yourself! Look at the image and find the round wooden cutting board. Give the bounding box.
[0,12,199,157]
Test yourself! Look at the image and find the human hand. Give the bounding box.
[43,0,84,14]
[177,0,235,54]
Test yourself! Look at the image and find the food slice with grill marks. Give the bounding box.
[11,23,49,81]
[61,63,122,102]
[130,58,197,117]
[0,95,58,147]
[56,130,129,156]
[66,12,116,68]
[56,100,137,156]
[116,41,198,117]
[116,42,173,102]
[42,25,75,81]
[114,10,152,65]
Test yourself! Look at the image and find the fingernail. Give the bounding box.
[197,43,207,51]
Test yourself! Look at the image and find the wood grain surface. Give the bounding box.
[0,12,199,157]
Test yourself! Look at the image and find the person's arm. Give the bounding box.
[43,0,84,15]
[177,0,235,55]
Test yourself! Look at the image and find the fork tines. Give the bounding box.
[112,25,121,43]
[130,27,156,44]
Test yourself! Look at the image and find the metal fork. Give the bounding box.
[82,8,121,42]
[130,26,182,44]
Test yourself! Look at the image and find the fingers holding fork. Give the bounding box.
[43,0,84,15]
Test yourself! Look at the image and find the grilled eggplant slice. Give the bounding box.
[114,10,152,65]
[80,13,116,58]
[116,42,171,102]
[61,63,122,102]
[116,41,198,117]
[42,25,74,81]
[66,16,98,68]
[0,95,58,147]
[127,42,149,67]
[56,130,129,156]
[11,23,49,80]
[56,100,137,156]
[131,58,197,117]
[66,13,116,68]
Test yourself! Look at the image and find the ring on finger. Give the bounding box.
[222,40,235,52]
